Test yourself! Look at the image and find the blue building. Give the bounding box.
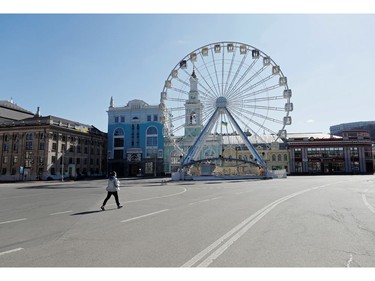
[107,98,164,177]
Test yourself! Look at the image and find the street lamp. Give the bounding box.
[61,139,77,182]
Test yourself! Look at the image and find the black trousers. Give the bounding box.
[102,191,120,207]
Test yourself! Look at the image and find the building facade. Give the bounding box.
[330,121,375,141]
[107,98,164,177]
[0,114,107,181]
[288,131,373,175]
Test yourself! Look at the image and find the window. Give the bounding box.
[26,142,33,150]
[294,148,302,158]
[3,156,8,164]
[52,143,57,151]
[147,115,152,122]
[120,116,125,123]
[39,143,45,150]
[114,138,124,147]
[147,136,157,147]
[2,144,9,152]
[13,156,18,164]
[147,126,157,135]
[114,150,124,159]
[114,116,119,123]
[189,112,197,124]
[26,133,33,150]
[114,128,125,154]
[153,115,158,121]
[114,128,124,136]
[146,126,158,147]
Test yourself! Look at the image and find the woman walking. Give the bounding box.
[101,171,122,211]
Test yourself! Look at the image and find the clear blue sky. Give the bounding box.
[1,7,375,134]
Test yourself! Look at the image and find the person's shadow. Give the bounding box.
[71,208,118,216]
[71,210,102,216]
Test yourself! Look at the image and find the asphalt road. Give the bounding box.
[1,175,375,267]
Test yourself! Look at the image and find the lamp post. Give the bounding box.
[61,150,65,182]
[235,147,238,174]
[61,139,77,182]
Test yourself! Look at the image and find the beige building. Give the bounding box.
[0,99,34,122]
[0,114,107,182]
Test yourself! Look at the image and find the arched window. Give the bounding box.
[146,126,158,147]
[189,112,197,124]
[204,148,215,158]
[283,154,288,161]
[146,126,157,135]
[278,154,282,161]
[114,128,124,136]
[272,154,276,161]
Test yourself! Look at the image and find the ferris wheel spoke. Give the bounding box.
[232,109,278,137]
[238,84,283,100]
[167,106,185,112]
[241,104,285,112]
[210,47,222,97]
[180,67,217,100]
[192,65,220,100]
[199,53,221,97]
[226,56,256,98]
[170,114,185,123]
[227,64,268,100]
[231,111,271,143]
[223,49,237,96]
[237,107,284,125]
[242,95,285,104]
[202,109,215,124]
[225,53,248,96]
[230,74,275,101]
[175,77,190,88]
[171,124,185,135]
[168,87,189,96]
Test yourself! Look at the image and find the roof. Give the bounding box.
[0,100,33,114]
[287,132,341,140]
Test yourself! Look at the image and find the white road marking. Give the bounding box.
[182,184,329,267]
[124,187,187,204]
[0,248,24,256]
[121,209,169,223]
[0,218,27,225]
[49,210,74,216]
[362,189,375,213]
[189,197,221,206]
[347,253,353,267]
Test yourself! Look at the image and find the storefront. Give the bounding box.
[288,131,373,175]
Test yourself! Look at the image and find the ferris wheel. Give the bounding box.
[160,41,292,166]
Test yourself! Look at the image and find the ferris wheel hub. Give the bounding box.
[216,96,228,108]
